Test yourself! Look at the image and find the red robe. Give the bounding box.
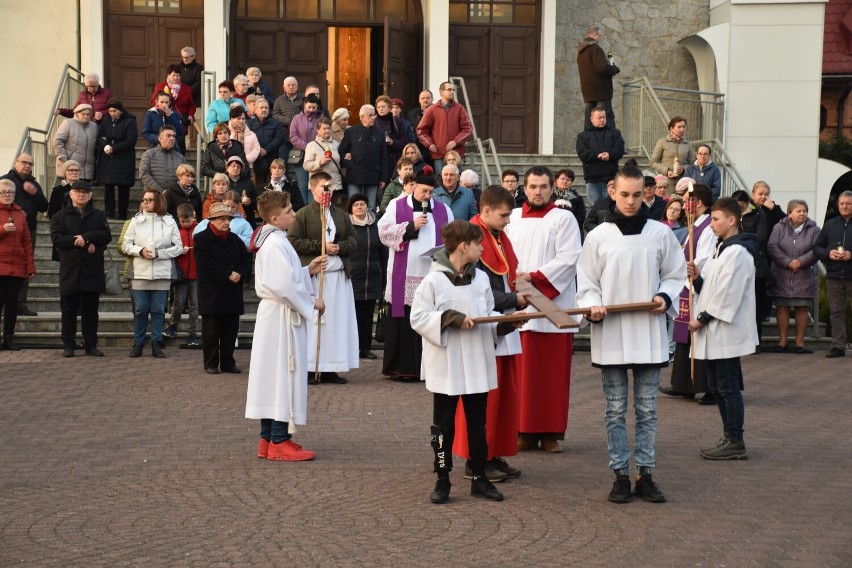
[453,214,522,459]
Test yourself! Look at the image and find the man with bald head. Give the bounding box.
[2,153,48,315]
[433,164,477,221]
[272,76,304,161]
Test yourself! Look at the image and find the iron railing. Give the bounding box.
[15,64,86,191]
[622,77,725,158]
[449,76,502,186]
[196,70,216,192]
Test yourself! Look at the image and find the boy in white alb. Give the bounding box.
[245,191,325,462]
[410,220,523,504]
[688,197,758,461]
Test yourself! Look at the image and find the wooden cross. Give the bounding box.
[513,280,579,329]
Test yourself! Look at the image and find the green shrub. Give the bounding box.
[819,136,852,169]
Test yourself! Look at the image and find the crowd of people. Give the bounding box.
[2,30,851,505]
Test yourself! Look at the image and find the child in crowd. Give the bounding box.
[164,204,199,346]
[194,191,253,248]
[411,219,523,504]
[245,191,325,461]
[688,197,759,460]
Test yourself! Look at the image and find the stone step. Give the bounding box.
[21,294,261,314]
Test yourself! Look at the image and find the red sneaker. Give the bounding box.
[267,440,316,461]
[257,438,270,459]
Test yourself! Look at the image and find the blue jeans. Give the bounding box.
[585,181,608,206]
[706,357,745,440]
[433,158,444,173]
[131,289,168,345]
[260,419,291,444]
[347,184,378,211]
[602,366,660,471]
[295,166,312,206]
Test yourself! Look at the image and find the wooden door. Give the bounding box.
[383,18,421,109]
[449,25,539,153]
[489,27,538,153]
[232,21,328,101]
[106,14,203,129]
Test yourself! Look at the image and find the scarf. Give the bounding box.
[218,140,232,156]
[521,200,556,218]
[210,223,230,240]
[349,212,375,227]
[603,203,649,235]
[470,213,518,291]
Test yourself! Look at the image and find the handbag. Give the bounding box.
[287,148,304,166]
[104,249,123,295]
[373,300,386,343]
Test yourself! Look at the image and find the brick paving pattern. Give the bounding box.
[1,346,850,567]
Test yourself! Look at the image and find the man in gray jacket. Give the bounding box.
[139,125,186,193]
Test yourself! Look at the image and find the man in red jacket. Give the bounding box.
[416,82,472,173]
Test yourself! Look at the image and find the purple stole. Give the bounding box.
[673,215,712,344]
[391,198,448,317]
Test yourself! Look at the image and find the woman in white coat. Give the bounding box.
[122,190,184,358]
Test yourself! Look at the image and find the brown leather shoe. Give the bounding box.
[541,439,562,453]
[517,436,538,452]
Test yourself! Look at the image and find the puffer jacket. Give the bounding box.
[767,217,820,299]
[349,214,386,301]
[122,211,184,281]
[53,118,99,179]
[0,203,35,278]
[96,111,139,186]
[138,146,186,193]
[740,204,770,278]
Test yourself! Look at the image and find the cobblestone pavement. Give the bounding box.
[1,345,850,567]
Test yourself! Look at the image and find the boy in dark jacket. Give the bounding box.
[164,204,199,346]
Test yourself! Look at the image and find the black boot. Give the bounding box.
[608,469,632,503]
[129,344,143,358]
[471,476,504,501]
[430,472,451,504]
[152,342,166,358]
[633,468,666,503]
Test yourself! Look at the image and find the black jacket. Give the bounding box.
[50,203,112,294]
[201,140,247,178]
[575,124,625,183]
[179,60,204,106]
[164,182,203,221]
[1,169,48,232]
[96,112,138,186]
[350,219,387,301]
[194,227,252,315]
[339,124,389,186]
[247,116,286,175]
[740,205,770,278]
[814,215,852,280]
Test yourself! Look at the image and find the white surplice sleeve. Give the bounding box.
[410,274,447,347]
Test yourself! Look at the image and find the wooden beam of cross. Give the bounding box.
[472,301,660,326]
[512,280,579,329]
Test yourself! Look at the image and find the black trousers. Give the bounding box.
[0,276,23,340]
[432,391,488,476]
[201,314,239,370]
[60,291,100,348]
[17,230,35,304]
[104,184,131,219]
[354,299,376,352]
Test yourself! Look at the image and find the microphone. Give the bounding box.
[421,200,430,214]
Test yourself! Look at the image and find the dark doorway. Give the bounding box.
[104,1,204,127]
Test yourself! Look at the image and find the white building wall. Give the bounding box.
[724,0,827,210]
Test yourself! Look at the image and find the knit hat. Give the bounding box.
[332,107,349,121]
[675,177,696,195]
[391,98,405,108]
[415,165,436,186]
[107,99,125,112]
[73,103,93,114]
[226,156,244,168]
[63,160,81,176]
[207,203,235,219]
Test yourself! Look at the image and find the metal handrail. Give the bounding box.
[449,75,502,186]
[14,64,85,191]
[197,70,216,194]
[689,138,748,197]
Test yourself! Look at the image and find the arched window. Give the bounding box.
[234,0,419,22]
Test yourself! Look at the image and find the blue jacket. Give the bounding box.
[205,98,246,134]
[142,108,184,147]
[433,184,477,221]
[684,161,722,202]
[193,216,252,249]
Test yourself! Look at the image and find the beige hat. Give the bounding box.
[207,203,235,219]
[73,103,93,114]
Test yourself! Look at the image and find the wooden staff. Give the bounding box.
[686,181,696,383]
[314,186,332,384]
[471,301,660,325]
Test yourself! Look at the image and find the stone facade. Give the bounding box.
[553,0,710,153]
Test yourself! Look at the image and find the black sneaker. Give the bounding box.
[463,461,508,482]
[85,347,104,357]
[471,476,504,501]
[129,344,143,358]
[430,476,451,504]
[826,348,846,358]
[633,474,666,503]
[490,457,522,478]
[700,437,748,460]
[608,475,632,503]
[62,346,75,358]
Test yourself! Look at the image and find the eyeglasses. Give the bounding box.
[66,168,81,173]
[16,160,33,166]
[0,191,15,196]
[141,198,156,203]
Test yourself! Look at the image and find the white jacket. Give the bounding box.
[122,212,183,281]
